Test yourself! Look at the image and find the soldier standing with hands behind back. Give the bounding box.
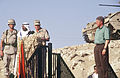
[0,19,17,78]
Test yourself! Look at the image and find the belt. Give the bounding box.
[5,43,13,45]
[96,43,105,45]
[4,43,17,47]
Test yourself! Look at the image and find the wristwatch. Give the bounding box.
[104,48,106,50]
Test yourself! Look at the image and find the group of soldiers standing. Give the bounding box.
[0,19,50,78]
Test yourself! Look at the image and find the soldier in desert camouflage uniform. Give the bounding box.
[34,20,50,77]
[0,19,17,78]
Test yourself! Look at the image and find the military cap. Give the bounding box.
[8,19,16,25]
[34,20,40,26]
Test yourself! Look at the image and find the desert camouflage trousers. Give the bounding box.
[3,53,16,76]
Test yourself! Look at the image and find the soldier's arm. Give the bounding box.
[0,31,6,56]
[45,30,50,41]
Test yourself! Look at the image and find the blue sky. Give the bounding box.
[0,0,119,49]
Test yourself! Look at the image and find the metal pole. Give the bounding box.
[37,47,42,78]
[48,43,52,78]
[57,54,61,78]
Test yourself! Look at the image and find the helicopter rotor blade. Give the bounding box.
[99,4,120,7]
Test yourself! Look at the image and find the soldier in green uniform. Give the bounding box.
[0,19,17,77]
